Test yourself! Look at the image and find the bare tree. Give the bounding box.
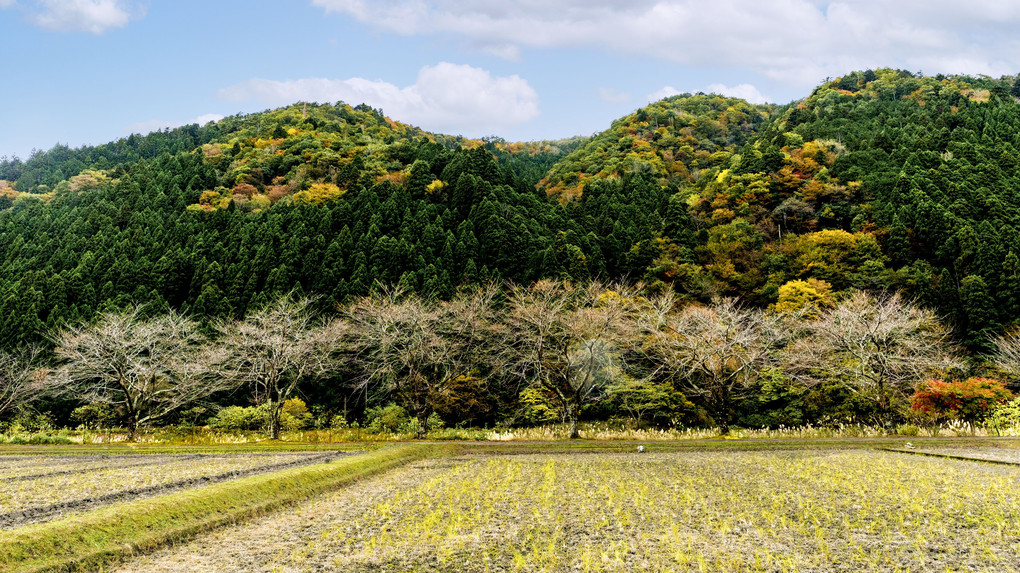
[49,308,227,440]
[216,295,340,440]
[345,286,497,438]
[990,328,1020,381]
[640,293,785,433]
[784,291,960,424]
[498,280,635,439]
[0,346,45,419]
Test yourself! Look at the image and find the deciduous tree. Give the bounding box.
[49,308,226,440]
[640,294,785,433]
[345,286,497,438]
[0,346,45,419]
[785,291,960,424]
[497,280,635,439]
[216,295,340,439]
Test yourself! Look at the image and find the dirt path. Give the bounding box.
[111,457,464,573]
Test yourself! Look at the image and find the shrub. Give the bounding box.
[70,404,116,430]
[513,388,562,427]
[987,397,1020,432]
[209,400,313,433]
[329,414,353,429]
[2,411,55,433]
[281,398,313,431]
[1,432,73,445]
[895,424,919,436]
[209,404,269,431]
[365,404,410,434]
[911,378,1012,424]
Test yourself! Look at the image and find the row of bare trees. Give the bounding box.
[2,281,1016,439]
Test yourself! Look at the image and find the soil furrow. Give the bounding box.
[0,451,359,529]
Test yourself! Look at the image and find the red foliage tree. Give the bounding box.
[911,378,1013,423]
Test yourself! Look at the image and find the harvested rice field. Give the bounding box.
[903,445,1020,465]
[0,451,354,528]
[113,448,1020,573]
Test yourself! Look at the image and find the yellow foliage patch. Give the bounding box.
[425,180,446,197]
[293,182,344,205]
[773,278,834,315]
[69,170,109,192]
[961,89,990,103]
[0,180,16,199]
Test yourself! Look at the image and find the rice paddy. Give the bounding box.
[0,451,354,528]
[108,446,1020,572]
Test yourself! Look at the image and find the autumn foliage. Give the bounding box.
[911,378,1013,423]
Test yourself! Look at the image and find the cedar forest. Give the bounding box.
[3,69,1020,435]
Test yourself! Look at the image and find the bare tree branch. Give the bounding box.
[344,285,499,438]
[639,295,786,433]
[48,308,228,440]
[495,280,637,439]
[0,346,46,418]
[783,291,961,423]
[215,295,340,439]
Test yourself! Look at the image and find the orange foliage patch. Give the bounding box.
[267,185,289,203]
[375,172,408,186]
[232,183,258,198]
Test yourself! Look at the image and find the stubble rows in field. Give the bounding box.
[0,451,352,528]
[114,449,1020,572]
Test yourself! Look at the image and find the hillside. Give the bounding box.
[530,69,1020,352]
[0,102,605,347]
[539,94,776,199]
[3,69,1020,353]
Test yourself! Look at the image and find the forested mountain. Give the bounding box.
[540,94,776,199]
[3,69,1020,358]
[0,102,613,348]
[589,69,1020,353]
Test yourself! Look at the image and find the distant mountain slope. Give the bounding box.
[0,103,599,346]
[539,94,777,199]
[4,70,1020,352]
[653,69,1020,349]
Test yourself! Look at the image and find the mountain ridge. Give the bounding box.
[3,68,1020,354]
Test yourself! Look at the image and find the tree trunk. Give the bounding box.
[416,415,429,439]
[126,416,138,442]
[567,406,580,439]
[710,388,732,436]
[877,381,894,431]
[269,401,283,440]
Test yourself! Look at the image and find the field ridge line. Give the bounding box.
[876,447,1020,466]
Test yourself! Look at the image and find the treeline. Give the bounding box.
[3,283,1018,439]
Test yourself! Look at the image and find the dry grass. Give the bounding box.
[112,448,1020,572]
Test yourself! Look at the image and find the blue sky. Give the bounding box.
[2,0,1019,159]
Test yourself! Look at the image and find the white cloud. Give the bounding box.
[597,87,630,103]
[124,113,224,136]
[704,83,770,104]
[647,86,682,102]
[311,0,1020,88]
[23,0,142,34]
[217,62,540,135]
[0,0,16,9]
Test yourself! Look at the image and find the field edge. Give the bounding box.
[0,443,457,573]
